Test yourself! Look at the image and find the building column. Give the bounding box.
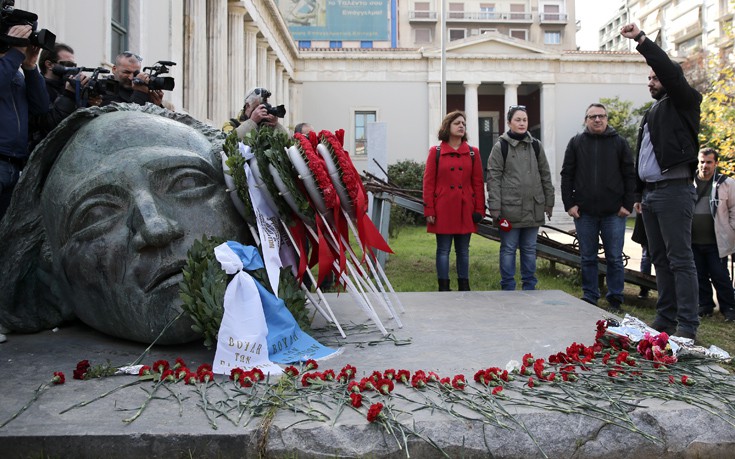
[267,52,277,93]
[503,82,519,109]
[227,3,246,117]
[428,81,442,148]
[207,0,228,124]
[540,82,558,204]
[282,73,291,129]
[183,0,208,120]
[257,42,268,87]
[245,24,258,93]
[290,81,303,130]
[463,81,480,146]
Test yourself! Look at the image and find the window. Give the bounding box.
[544,31,561,44]
[329,41,342,48]
[449,28,466,41]
[449,2,464,19]
[509,29,527,40]
[111,0,129,58]
[354,111,376,156]
[542,4,560,21]
[415,28,433,44]
[414,1,430,19]
[479,3,496,19]
[510,3,526,20]
[298,40,312,48]
[360,41,373,48]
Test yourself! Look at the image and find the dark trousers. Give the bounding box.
[692,243,735,318]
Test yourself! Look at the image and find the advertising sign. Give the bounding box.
[277,0,390,41]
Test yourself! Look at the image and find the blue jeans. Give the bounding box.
[435,233,471,280]
[499,227,538,290]
[0,160,20,221]
[641,184,699,334]
[574,213,626,304]
[692,243,735,318]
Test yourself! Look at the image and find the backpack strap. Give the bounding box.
[500,137,539,162]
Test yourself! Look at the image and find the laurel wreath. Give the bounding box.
[223,132,257,227]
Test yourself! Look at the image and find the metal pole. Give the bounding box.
[440,0,446,116]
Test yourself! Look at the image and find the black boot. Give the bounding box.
[438,279,451,291]
[458,278,470,291]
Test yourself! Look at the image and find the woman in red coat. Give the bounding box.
[423,110,486,291]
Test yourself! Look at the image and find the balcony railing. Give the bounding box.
[409,10,533,23]
[539,13,568,23]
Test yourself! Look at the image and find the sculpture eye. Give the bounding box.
[166,169,216,198]
[69,199,124,240]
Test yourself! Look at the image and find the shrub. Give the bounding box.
[386,160,425,237]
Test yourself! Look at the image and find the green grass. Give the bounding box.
[384,225,735,358]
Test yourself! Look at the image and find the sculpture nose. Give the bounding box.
[130,194,184,250]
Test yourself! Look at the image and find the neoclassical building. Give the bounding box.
[18,0,654,214]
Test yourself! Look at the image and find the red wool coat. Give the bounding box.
[422,141,485,234]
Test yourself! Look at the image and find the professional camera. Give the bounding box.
[258,88,286,118]
[0,0,55,52]
[132,60,176,91]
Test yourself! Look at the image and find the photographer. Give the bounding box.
[223,87,288,138]
[28,43,103,149]
[0,24,49,220]
[101,51,163,107]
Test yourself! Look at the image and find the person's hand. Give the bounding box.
[567,205,580,219]
[64,73,90,92]
[618,206,631,218]
[132,72,150,93]
[7,25,31,55]
[472,212,483,224]
[22,45,42,70]
[634,202,642,214]
[545,206,553,220]
[620,23,641,39]
[87,94,102,107]
[489,210,500,219]
[426,216,436,225]
[149,89,164,106]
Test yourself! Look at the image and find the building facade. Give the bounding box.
[17,0,655,219]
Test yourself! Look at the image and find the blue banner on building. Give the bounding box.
[277,0,390,41]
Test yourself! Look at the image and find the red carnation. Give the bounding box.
[350,392,363,408]
[138,365,152,377]
[184,372,199,385]
[681,375,695,386]
[451,374,466,390]
[199,370,214,383]
[197,363,213,376]
[304,359,319,371]
[411,373,427,389]
[230,367,245,381]
[73,360,91,380]
[347,381,361,393]
[367,402,384,423]
[396,369,411,384]
[491,386,503,395]
[152,360,170,374]
[377,378,395,395]
[161,369,175,382]
[174,357,187,369]
[284,365,300,377]
[323,369,336,381]
[340,364,357,379]
[527,377,535,388]
[52,371,65,385]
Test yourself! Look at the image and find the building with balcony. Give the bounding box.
[598,0,734,61]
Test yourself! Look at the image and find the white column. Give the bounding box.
[267,52,277,93]
[207,0,228,124]
[227,4,246,116]
[427,82,442,149]
[282,74,291,129]
[245,24,258,93]
[540,82,559,213]
[503,82,519,110]
[276,63,285,106]
[184,0,208,120]
[290,81,303,129]
[463,81,480,145]
[257,42,268,87]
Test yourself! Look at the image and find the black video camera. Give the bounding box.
[258,88,286,118]
[0,0,55,52]
[132,60,176,91]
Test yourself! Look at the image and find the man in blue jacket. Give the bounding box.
[0,24,49,220]
[561,103,635,312]
[621,23,702,340]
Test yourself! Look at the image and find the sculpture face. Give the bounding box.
[41,111,246,344]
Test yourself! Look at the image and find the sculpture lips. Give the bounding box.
[145,261,187,293]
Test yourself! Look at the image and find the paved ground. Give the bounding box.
[1,290,733,458]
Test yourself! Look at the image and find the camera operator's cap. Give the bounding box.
[245,87,269,105]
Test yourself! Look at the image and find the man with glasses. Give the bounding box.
[621,23,702,340]
[561,103,635,312]
[223,87,288,138]
[102,51,163,107]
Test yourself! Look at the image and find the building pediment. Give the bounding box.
[423,32,555,57]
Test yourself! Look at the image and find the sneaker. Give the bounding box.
[607,299,622,312]
[637,288,649,299]
[580,297,597,306]
[650,320,676,336]
[698,309,714,318]
[673,329,696,340]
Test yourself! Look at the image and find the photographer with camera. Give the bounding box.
[28,43,105,149]
[101,51,164,107]
[0,24,49,220]
[223,87,288,138]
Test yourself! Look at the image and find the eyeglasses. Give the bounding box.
[508,105,526,110]
[586,114,608,120]
[57,60,77,67]
[121,51,143,62]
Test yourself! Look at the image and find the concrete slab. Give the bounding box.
[1,290,733,458]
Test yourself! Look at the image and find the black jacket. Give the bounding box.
[634,38,702,198]
[561,126,636,216]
